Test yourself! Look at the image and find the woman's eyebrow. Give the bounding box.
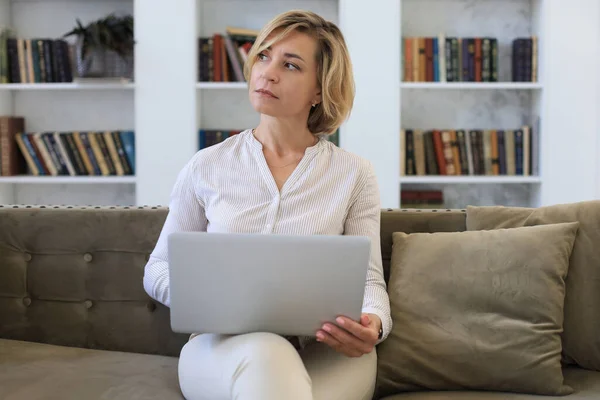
[265,46,306,63]
[283,52,305,62]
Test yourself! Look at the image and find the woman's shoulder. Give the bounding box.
[324,140,375,176]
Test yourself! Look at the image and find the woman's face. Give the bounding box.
[249,30,321,121]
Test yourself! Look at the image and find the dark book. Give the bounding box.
[445,38,454,82]
[474,38,482,82]
[490,39,498,82]
[497,130,506,175]
[423,131,439,175]
[60,133,86,175]
[6,38,20,83]
[405,130,415,175]
[425,38,434,82]
[482,38,491,82]
[451,38,460,82]
[0,117,26,176]
[456,130,469,175]
[462,39,469,82]
[467,38,476,82]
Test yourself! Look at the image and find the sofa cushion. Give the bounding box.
[466,201,600,371]
[379,368,600,400]
[0,338,183,400]
[375,222,579,398]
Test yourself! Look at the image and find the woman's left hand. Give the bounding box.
[316,313,381,357]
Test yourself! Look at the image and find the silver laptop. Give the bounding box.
[168,232,371,337]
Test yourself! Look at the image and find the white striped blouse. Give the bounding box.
[143,129,392,343]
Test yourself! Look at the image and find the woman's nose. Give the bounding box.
[261,63,279,83]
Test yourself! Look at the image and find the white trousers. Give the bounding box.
[178,332,377,400]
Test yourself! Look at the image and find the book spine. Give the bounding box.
[445,38,453,82]
[462,39,469,81]
[482,38,491,82]
[491,39,498,82]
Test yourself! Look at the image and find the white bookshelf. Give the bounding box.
[400,82,543,90]
[0,83,135,91]
[0,176,135,184]
[400,176,542,185]
[398,0,600,208]
[0,0,136,205]
[2,0,599,208]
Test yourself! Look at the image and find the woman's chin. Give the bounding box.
[251,103,281,117]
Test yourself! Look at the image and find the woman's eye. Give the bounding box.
[258,53,268,61]
[285,63,299,71]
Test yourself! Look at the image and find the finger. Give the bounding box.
[323,323,369,354]
[317,330,361,357]
[360,314,371,327]
[316,330,343,352]
[336,316,376,344]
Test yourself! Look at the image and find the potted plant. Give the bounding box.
[63,14,134,80]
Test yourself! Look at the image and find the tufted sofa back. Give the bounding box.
[0,205,466,357]
[0,205,189,357]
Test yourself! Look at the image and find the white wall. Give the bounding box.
[135,0,198,206]
[540,0,600,205]
[597,2,600,200]
[339,0,401,208]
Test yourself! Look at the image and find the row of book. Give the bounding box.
[401,190,444,209]
[402,36,537,83]
[400,127,538,177]
[0,30,74,83]
[198,26,258,82]
[0,117,135,176]
[198,128,340,150]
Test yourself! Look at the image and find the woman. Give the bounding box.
[143,9,392,400]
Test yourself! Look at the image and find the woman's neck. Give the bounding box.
[253,118,317,157]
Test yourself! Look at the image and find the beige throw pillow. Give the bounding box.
[467,200,600,371]
[375,222,579,398]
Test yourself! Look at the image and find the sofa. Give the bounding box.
[0,203,599,400]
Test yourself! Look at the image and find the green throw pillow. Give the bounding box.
[467,200,600,371]
[375,222,579,398]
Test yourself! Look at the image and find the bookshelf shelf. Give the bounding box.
[0,83,135,91]
[400,176,542,185]
[400,82,543,90]
[0,176,136,184]
[196,82,247,90]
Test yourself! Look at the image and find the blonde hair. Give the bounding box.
[244,10,355,135]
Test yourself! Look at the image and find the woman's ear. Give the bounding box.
[312,92,322,107]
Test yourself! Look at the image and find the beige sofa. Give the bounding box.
[0,204,598,399]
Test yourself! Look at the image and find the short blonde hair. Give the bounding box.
[244,10,355,135]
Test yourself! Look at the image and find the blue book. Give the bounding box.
[432,38,439,82]
[198,129,206,150]
[119,131,135,175]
